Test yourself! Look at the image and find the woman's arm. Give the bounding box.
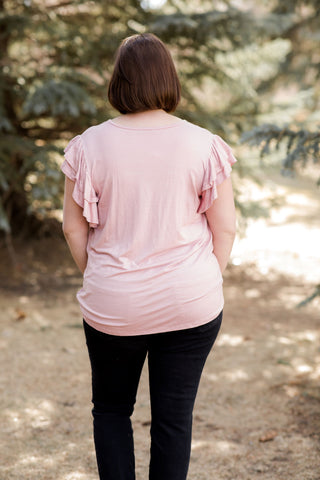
[62,177,89,274]
[205,177,236,274]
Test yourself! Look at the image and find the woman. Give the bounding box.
[62,33,236,480]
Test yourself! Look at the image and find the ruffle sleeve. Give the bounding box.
[198,135,237,214]
[61,135,99,228]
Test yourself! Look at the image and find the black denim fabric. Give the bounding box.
[83,311,222,480]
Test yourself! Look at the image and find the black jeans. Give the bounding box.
[83,311,222,480]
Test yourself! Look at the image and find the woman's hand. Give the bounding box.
[62,177,89,274]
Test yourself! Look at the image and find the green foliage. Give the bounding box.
[1,0,320,236]
[23,80,97,119]
[150,8,298,132]
[241,125,320,181]
[0,132,63,232]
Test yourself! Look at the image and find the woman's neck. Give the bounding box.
[111,109,181,128]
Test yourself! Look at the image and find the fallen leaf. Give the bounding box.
[14,308,26,321]
[259,430,278,442]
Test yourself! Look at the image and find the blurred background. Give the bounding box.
[0,1,319,479]
[0,0,319,289]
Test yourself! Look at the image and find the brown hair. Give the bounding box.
[108,33,181,114]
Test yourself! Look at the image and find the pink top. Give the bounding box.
[61,119,236,336]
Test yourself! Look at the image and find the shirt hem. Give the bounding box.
[81,302,224,337]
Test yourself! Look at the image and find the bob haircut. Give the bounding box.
[108,33,181,114]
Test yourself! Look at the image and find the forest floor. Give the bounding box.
[0,169,319,480]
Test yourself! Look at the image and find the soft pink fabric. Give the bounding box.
[63,136,99,228]
[61,119,236,335]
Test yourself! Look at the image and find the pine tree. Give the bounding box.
[240,0,320,179]
[0,0,148,237]
[1,0,319,238]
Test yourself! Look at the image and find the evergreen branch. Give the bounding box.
[151,9,296,45]
[297,285,320,308]
[241,124,320,173]
[22,79,97,119]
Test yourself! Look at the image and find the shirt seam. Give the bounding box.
[107,119,186,131]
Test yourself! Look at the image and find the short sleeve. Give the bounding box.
[198,135,237,214]
[61,135,99,228]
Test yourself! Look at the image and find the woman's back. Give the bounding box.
[62,117,236,335]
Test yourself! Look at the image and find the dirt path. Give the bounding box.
[0,171,319,480]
